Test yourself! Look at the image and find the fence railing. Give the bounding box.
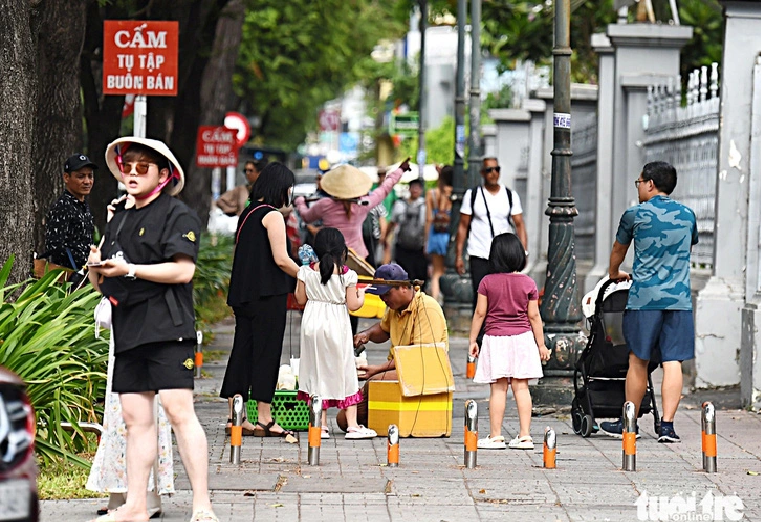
[642,63,720,269]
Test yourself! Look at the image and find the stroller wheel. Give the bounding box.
[581,414,595,438]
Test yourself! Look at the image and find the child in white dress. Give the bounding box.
[295,227,377,439]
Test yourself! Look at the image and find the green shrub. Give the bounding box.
[0,257,107,467]
[194,234,234,328]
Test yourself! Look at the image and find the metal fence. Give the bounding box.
[571,111,598,262]
[642,64,720,269]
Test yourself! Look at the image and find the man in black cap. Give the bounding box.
[43,153,97,271]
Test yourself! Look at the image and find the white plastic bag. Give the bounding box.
[94,297,112,338]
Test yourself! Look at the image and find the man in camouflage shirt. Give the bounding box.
[44,154,97,270]
[601,161,698,443]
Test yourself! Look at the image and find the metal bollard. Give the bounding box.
[464,400,478,469]
[387,425,400,467]
[194,330,203,378]
[701,401,707,471]
[703,401,717,473]
[466,355,476,379]
[543,426,556,469]
[230,395,243,464]
[307,395,322,466]
[622,401,636,471]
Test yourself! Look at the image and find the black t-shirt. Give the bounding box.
[227,205,295,307]
[100,192,201,353]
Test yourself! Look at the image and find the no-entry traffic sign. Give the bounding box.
[196,126,239,168]
[103,21,179,96]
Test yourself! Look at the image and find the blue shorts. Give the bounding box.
[622,309,695,363]
[427,226,450,255]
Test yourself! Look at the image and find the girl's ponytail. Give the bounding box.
[319,252,335,285]
[313,227,349,285]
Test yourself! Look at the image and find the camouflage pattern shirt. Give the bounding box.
[615,195,698,310]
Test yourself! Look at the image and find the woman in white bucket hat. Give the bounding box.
[87,137,218,522]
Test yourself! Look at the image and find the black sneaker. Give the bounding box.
[599,419,641,439]
[658,424,681,443]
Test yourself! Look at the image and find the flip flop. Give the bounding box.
[190,510,220,522]
[253,420,294,438]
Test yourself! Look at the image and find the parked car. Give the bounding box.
[0,367,38,522]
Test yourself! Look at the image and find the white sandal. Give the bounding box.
[345,425,377,439]
[508,435,534,450]
[321,425,330,439]
[477,435,507,450]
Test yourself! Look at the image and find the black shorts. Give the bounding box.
[112,341,195,393]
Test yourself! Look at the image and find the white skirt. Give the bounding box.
[474,331,544,384]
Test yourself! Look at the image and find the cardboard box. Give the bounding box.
[368,344,455,437]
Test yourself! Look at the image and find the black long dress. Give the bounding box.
[221,204,295,403]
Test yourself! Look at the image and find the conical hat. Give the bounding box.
[320,164,373,199]
[105,137,184,196]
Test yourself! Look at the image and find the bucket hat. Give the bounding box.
[320,164,373,200]
[105,137,184,196]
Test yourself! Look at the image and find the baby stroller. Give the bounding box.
[571,278,660,437]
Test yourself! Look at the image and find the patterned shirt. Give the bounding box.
[44,190,94,269]
[615,195,698,310]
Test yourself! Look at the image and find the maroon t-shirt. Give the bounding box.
[478,272,539,336]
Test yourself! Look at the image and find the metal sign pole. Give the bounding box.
[134,95,147,138]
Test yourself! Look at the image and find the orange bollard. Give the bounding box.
[307,396,322,466]
[703,402,717,473]
[230,395,243,464]
[194,330,203,378]
[466,355,476,379]
[701,401,707,470]
[543,427,556,469]
[464,400,478,468]
[622,401,636,471]
[387,425,400,467]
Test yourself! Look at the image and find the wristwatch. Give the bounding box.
[125,264,137,280]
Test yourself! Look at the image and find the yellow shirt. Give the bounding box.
[380,291,449,360]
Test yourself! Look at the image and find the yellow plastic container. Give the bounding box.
[350,275,386,319]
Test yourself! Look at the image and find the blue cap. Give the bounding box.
[366,263,409,295]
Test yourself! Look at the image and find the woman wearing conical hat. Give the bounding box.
[293,158,411,262]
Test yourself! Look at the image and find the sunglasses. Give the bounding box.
[120,162,155,176]
[483,166,501,173]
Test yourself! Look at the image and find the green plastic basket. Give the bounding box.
[246,390,309,431]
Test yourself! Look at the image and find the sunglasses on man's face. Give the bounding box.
[483,166,501,174]
[120,162,154,176]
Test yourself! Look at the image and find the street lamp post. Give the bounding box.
[440,0,476,331]
[537,0,586,404]
[466,0,481,188]
[417,0,427,176]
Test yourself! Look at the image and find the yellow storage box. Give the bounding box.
[350,275,386,319]
[368,344,455,437]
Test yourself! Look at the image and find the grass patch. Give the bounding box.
[38,454,107,500]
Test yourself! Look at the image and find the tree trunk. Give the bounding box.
[32,0,88,254]
[80,1,126,234]
[181,0,245,227]
[0,0,37,284]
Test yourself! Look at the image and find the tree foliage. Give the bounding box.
[234,0,406,150]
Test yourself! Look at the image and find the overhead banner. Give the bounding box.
[103,21,179,96]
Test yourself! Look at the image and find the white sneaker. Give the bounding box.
[508,435,534,450]
[477,435,506,450]
[345,425,377,439]
[321,426,330,439]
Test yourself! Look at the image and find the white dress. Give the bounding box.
[86,332,175,494]
[297,266,360,405]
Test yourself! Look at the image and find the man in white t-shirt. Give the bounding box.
[455,157,528,310]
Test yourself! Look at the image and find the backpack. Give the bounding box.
[468,185,513,238]
[395,198,426,250]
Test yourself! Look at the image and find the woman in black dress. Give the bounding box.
[221,163,300,436]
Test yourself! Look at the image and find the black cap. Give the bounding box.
[64,153,98,173]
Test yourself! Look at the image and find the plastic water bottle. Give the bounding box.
[299,244,317,266]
